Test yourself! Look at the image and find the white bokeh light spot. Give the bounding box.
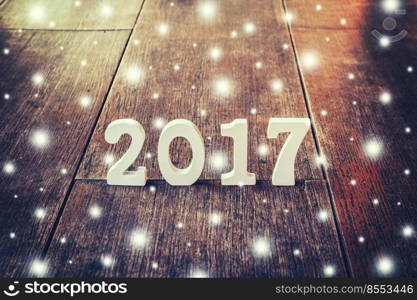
[3,162,16,175]
[379,91,392,104]
[364,139,383,159]
[30,259,48,277]
[402,225,414,238]
[189,268,209,278]
[316,154,327,167]
[197,1,218,20]
[125,64,145,85]
[209,47,222,61]
[382,0,400,13]
[79,95,92,108]
[243,22,256,34]
[32,73,44,85]
[30,129,51,149]
[270,79,284,94]
[380,36,391,47]
[252,237,271,258]
[157,23,170,36]
[210,151,227,170]
[100,254,114,268]
[318,209,329,222]
[29,6,45,22]
[209,212,222,226]
[153,117,166,130]
[258,144,269,156]
[130,229,150,249]
[103,153,115,166]
[376,256,394,276]
[301,52,319,70]
[284,12,294,23]
[323,265,336,277]
[212,76,234,98]
[100,4,113,17]
[89,204,102,219]
[176,222,184,229]
[34,208,46,220]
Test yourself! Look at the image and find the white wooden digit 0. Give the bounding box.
[158,119,205,185]
[105,119,147,186]
[220,119,256,186]
[267,118,311,186]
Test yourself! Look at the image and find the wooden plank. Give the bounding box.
[77,0,322,181]
[285,2,417,276]
[45,180,347,277]
[0,30,130,276]
[0,0,144,30]
[284,0,415,30]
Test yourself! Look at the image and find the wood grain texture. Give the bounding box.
[285,1,417,276]
[77,0,322,181]
[285,0,416,30]
[46,180,347,278]
[0,30,129,277]
[0,0,144,30]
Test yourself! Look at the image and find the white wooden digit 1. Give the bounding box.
[220,119,256,186]
[158,119,205,186]
[267,118,311,186]
[105,119,147,186]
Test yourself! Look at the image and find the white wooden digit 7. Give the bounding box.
[267,118,311,186]
[105,119,147,186]
[220,119,256,186]
[158,119,205,186]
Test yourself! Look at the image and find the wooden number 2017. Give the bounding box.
[105,118,310,186]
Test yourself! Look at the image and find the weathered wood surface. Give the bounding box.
[46,180,347,278]
[44,0,349,278]
[0,0,144,30]
[284,0,415,30]
[77,0,322,181]
[285,0,417,276]
[2,0,415,278]
[0,30,130,277]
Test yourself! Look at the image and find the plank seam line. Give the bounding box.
[284,25,361,31]
[0,0,8,9]
[73,178,327,185]
[0,28,133,32]
[280,0,354,277]
[11,30,37,61]
[41,0,148,258]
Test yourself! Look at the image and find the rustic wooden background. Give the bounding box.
[0,0,416,277]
